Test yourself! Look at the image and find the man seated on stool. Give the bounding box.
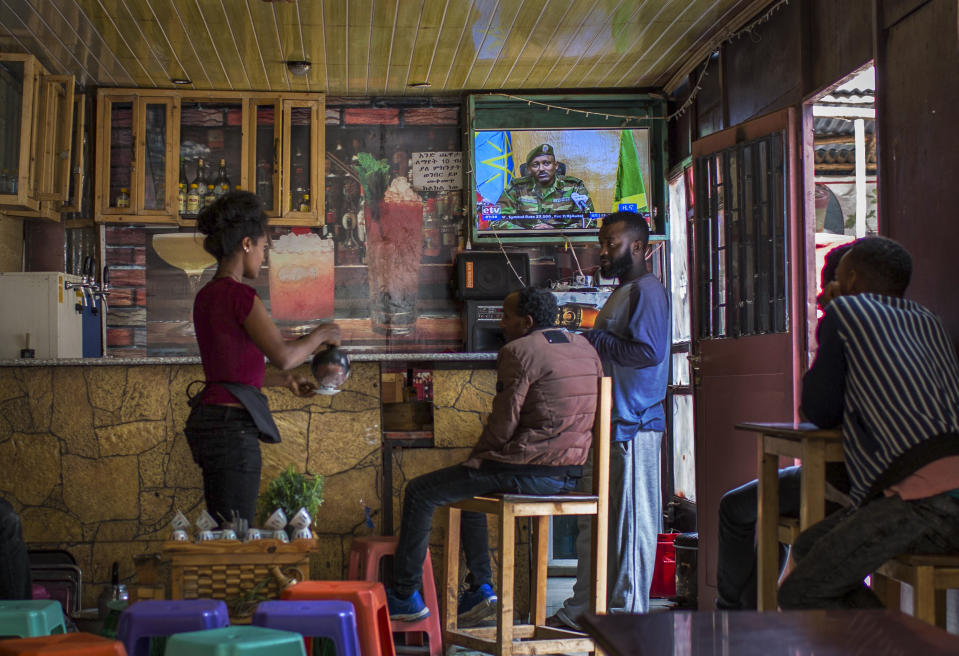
[386,287,603,625]
[715,241,854,610]
[778,236,959,609]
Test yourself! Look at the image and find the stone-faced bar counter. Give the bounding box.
[0,353,506,612]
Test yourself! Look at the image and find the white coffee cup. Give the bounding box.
[196,530,215,542]
[170,529,189,542]
[264,508,288,531]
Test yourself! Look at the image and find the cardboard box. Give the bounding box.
[381,373,407,404]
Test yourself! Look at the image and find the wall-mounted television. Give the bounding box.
[468,94,666,244]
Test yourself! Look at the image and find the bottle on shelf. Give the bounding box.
[214,158,231,198]
[256,159,272,199]
[299,192,310,213]
[205,184,216,207]
[186,183,200,214]
[177,183,187,214]
[116,188,130,208]
[179,158,188,188]
[292,186,306,212]
[192,157,208,192]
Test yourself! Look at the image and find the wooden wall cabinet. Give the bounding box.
[95,89,324,225]
[0,53,75,220]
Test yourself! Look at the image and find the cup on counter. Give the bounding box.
[196,530,215,542]
[291,527,313,541]
[264,508,288,531]
[170,530,189,542]
[289,507,312,530]
[274,530,290,543]
[218,529,238,540]
[244,528,262,542]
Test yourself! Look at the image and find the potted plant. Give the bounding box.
[258,465,324,536]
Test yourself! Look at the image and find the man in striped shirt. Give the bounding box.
[779,236,959,609]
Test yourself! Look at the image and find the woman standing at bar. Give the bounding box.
[185,190,340,528]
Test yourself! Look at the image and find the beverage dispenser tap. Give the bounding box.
[94,265,111,316]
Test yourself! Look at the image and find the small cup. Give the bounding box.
[219,529,237,540]
[291,527,313,541]
[274,530,290,543]
[244,528,262,542]
[170,529,189,542]
[289,507,312,530]
[171,510,191,531]
[194,510,218,532]
[264,508,288,531]
[196,530,215,542]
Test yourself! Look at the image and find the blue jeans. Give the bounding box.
[392,464,577,597]
[184,404,263,527]
[0,498,31,599]
[779,492,959,609]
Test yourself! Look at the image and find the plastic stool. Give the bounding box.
[0,600,67,638]
[0,633,126,655]
[348,536,442,656]
[163,626,306,656]
[118,599,230,656]
[281,581,395,656]
[252,600,360,656]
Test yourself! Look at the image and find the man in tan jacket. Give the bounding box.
[386,287,603,626]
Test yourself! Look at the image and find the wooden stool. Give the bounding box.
[872,554,959,627]
[347,536,442,655]
[0,633,126,656]
[281,581,395,656]
[442,377,611,656]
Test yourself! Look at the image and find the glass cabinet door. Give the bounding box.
[35,75,74,202]
[138,98,175,215]
[179,98,244,221]
[99,96,136,216]
[62,94,87,214]
[250,100,280,217]
[0,55,40,212]
[282,99,322,223]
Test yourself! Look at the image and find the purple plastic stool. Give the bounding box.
[252,600,360,656]
[117,599,229,656]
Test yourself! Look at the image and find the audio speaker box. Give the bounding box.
[464,300,506,353]
[456,251,530,300]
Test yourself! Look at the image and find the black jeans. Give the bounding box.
[0,498,32,599]
[184,404,262,527]
[392,463,577,597]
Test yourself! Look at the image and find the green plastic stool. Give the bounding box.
[0,600,67,638]
[163,626,307,656]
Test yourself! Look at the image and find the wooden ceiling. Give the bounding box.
[0,0,767,95]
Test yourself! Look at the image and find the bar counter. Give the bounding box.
[0,352,497,366]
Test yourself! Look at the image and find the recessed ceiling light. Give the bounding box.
[286,60,312,75]
[409,81,432,88]
[170,78,192,85]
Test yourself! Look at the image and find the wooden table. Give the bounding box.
[735,421,843,610]
[579,609,959,655]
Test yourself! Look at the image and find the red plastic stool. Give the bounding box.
[0,633,127,655]
[281,581,395,656]
[348,536,442,656]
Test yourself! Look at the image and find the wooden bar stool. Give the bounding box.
[347,536,442,655]
[442,376,611,656]
[872,554,959,627]
[0,633,126,656]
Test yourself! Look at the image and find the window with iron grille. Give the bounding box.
[694,132,788,339]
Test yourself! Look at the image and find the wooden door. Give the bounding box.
[690,108,806,608]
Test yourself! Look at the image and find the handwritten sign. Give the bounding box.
[411,151,462,191]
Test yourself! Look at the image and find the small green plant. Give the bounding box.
[258,465,324,526]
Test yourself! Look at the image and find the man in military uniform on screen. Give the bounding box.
[496,144,594,220]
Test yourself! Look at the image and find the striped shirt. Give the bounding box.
[801,293,959,505]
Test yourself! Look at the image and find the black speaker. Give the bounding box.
[456,252,530,300]
[464,300,506,353]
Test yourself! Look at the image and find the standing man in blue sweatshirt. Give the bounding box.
[779,236,959,609]
[552,211,670,628]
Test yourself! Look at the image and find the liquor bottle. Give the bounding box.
[116,188,130,208]
[177,183,186,214]
[186,183,200,214]
[214,158,231,197]
[179,158,188,188]
[192,157,208,191]
[299,192,310,213]
[292,186,305,212]
[205,184,216,207]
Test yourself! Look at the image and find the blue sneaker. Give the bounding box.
[386,588,430,622]
[457,583,497,627]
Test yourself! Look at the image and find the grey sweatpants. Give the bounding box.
[561,430,663,619]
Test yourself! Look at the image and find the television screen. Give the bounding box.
[473,128,652,239]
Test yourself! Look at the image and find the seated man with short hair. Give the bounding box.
[386,287,603,625]
[778,236,959,609]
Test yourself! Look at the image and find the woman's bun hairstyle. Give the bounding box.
[196,190,268,259]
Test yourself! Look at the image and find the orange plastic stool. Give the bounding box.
[0,633,127,655]
[281,581,395,656]
[348,536,442,656]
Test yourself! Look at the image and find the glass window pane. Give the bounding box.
[255,104,276,212]
[668,174,690,343]
[180,101,243,217]
[289,106,312,212]
[0,60,24,193]
[143,103,167,211]
[108,101,133,209]
[671,394,696,502]
[671,352,690,386]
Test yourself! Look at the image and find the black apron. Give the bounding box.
[187,381,282,444]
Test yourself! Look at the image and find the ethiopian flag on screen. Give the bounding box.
[474,131,514,204]
[613,130,647,213]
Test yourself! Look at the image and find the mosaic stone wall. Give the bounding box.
[0,362,507,612]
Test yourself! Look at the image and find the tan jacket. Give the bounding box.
[463,328,603,468]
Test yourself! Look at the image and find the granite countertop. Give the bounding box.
[0,352,498,366]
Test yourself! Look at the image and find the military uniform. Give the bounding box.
[496,174,594,215]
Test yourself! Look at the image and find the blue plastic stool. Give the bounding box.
[118,599,229,656]
[252,600,360,656]
[163,625,306,656]
[0,600,67,638]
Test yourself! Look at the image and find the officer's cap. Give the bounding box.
[526,144,555,165]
